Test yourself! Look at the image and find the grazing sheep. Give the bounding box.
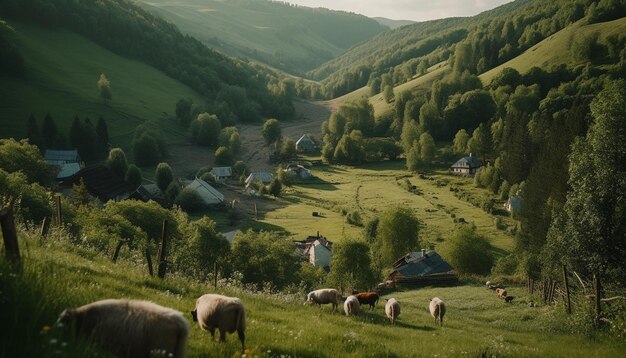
[485,280,492,288]
[56,299,189,358]
[343,296,361,316]
[429,297,446,327]
[385,298,400,325]
[504,295,515,303]
[191,294,246,351]
[496,288,508,299]
[354,292,379,310]
[306,289,342,310]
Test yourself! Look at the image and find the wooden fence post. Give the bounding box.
[563,265,572,314]
[145,248,154,276]
[157,220,168,279]
[40,216,50,242]
[0,198,20,265]
[593,274,601,322]
[112,240,124,263]
[55,195,62,227]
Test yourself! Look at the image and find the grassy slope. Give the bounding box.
[4,229,626,357]
[0,22,205,146]
[262,161,516,254]
[480,17,626,84]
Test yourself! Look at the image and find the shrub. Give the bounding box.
[175,188,205,212]
[440,226,494,275]
[165,182,180,202]
[125,164,142,189]
[492,254,518,275]
[155,162,174,192]
[346,210,363,226]
[214,146,233,166]
[106,148,128,178]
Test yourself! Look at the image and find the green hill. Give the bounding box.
[4,226,626,357]
[137,0,388,75]
[0,22,204,145]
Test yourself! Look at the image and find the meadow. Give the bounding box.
[3,227,625,357]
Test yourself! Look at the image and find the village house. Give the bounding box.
[185,178,224,205]
[284,164,312,179]
[384,249,457,287]
[295,234,333,271]
[245,172,273,188]
[44,149,83,180]
[295,134,317,153]
[209,166,232,182]
[449,153,482,176]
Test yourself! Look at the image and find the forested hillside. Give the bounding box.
[138,0,388,75]
[0,0,294,124]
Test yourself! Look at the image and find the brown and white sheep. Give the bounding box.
[496,288,508,299]
[429,297,446,327]
[343,295,361,316]
[191,294,246,351]
[385,298,400,325]
[56,299,189,358]
[306,289,342,310]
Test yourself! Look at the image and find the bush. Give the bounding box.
[165,182,180,202]
[492,254,518,275]
[155,162,174,193]
[440,226,494,275]
[188,113,221,146]
[125,164,142,189]
[214,146,233,166]
[346,210,363,226]
[174,188,205,212]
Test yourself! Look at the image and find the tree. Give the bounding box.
[106,148,128,179]
[405,140,420,172]
[440,226,494,275]
[96,116,110,155]
[0,138,50,184]
[72,177,90,206]
[25,113,43,151]
[375,207,420,269]
[125,164,142,189]
[267,178,282,197]
[467,123,491,160]
[69,115,82,149]
[453,129,470,154]
[262,118,281,145]
[230,230,302,289]
[214,146,233,166]
[419,132,436,163]
[155,162,173,193]
[78,118,99,161]
[327,239,375,291]
[280,139,297,162]
[173,217,230,279]
[546,80,626,283]
[41,113,57,148]
[383,85,395,103]
[98,73,112,104]
[188,113,221,146]
[174,188,205,212]
[175,98,193,126]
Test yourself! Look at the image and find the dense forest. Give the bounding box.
[0,0,296,122]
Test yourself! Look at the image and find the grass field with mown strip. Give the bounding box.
[260,160,516,254]
[3,228,625,357]
[0,22,205,146]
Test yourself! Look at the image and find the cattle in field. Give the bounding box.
[56,299,189,358]
[192,294,246,351]
[353,292,379,310]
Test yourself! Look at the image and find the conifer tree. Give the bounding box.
[26,113,43,151]
[41,113,58,149]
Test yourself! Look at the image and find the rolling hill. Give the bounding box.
[137,0,388,75]
[0,21,204,145]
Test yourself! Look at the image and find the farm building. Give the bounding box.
[209,166,232,181]
[449,154,482,176]
[185,178,224,205]
[504,195,522,215]
[295,234,333,271]
[284,164,312,179]
[62,165,133,202]
[386,250,457,286]
[45,149,82,180]
[295,134,317,152]
[245,172,273,186]
[221,229,243,245]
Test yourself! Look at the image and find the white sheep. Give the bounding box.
[306,288,342,310]
[385,298,400,325]
[429,297,446,327]
[191,294,246,351]
[343,295,361,316]
[56,299,189,358]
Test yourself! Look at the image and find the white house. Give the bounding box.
[245,172,273,187]
[295,134,317,152]
[209,166,233,181]
[450,154,482,176]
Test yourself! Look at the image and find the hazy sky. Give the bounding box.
[285,0,513,22]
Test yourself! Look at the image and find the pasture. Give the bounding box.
[259,160,516,253]
[3,229,625,357]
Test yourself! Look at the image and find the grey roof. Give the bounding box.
[44,149,80,164]
[392,250,454,278]
[451,156,482,169]
[186,178,224,205]
[245,172,273,185]
[56,163,80,180]
[210,166,232,178]
[296,134,315,145]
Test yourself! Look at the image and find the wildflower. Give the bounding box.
[41,325,51,333]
